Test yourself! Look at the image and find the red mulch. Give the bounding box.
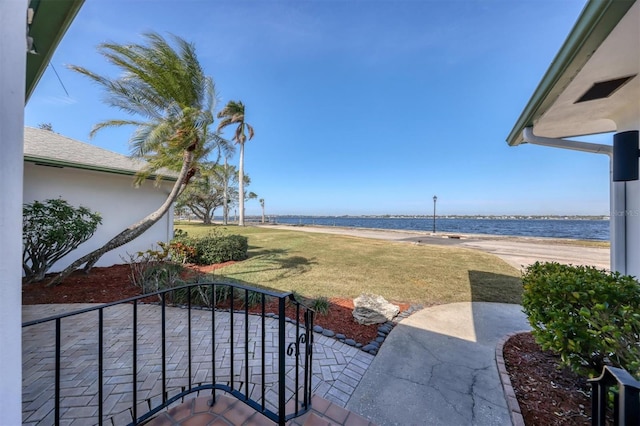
[22,263,408,346]
[503,332,591,425]
[22,264,139,304]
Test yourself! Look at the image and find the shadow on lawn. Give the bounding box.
[468,270,523,304]
[220,246,318,283]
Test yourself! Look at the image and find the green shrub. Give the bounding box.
[168,240,197,264]
[522,261,640,378]
[123,248,185,294]
[285,290,305,308]
[172,284,214,308]
[169,229,198,263]
[180,283,232,307]
[22,199,102,283]
[192,234,248,265]
[171,228,248,265]
[235,289,264,309]
[310,296,330,315]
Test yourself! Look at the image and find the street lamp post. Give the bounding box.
[432,195,437,233]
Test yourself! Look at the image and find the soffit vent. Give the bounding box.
[575,75,636,103]
[34,162,64,168]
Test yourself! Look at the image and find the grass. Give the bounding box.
[175,223,523,305]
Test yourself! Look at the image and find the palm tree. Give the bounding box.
[49,33,227,285]
[217,100,254,226]
[259,198,265,223]
[223,157,231,225]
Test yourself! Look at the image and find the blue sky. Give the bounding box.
[25,0,611,216]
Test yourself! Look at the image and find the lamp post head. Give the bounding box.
[433,195,437,203]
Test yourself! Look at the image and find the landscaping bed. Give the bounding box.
[503,332,591,425]
[21,264,407,346]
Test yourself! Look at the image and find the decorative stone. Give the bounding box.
[361,344,377,352]
[345,339,356,346]
[336,333,346,340]
[375,336,385,343]
[378,325,391,334]
[352,294,400,325]
[355,343,363,348]
[313,325,324,333]
[322,329,335,337]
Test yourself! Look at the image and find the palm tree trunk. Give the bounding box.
[47,150,194,286]
[223,158,228,225]
[238,142,245,226]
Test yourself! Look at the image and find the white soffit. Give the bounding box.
[534,0,639,138]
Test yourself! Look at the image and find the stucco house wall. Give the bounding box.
[23,127,176,272]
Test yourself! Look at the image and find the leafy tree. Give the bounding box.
[217,100,254,226]
[23,199,102,283]
[245,191,258,204]
[176,162,226,224]
[49,33,229,286]
[176,162,255,224]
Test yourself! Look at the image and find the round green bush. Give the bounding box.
[193,234,248,265]
[522,261,640,378]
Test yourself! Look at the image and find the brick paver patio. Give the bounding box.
[147,393,376,426]
[22,304,374,425]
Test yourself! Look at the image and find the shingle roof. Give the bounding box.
[23,127,178,180]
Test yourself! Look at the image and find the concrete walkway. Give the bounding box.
[346,302,531,426]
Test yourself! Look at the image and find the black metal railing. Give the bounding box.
[589,365,640,425]
[22,282,314,426]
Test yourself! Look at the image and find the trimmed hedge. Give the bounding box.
[170,229,248,266]
[192,234,248,265]
[522,261,640,378]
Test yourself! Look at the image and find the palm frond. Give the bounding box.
[89,119,144,139]
[70,31,221,178]
[216,99,254,146]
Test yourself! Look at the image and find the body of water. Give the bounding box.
[268,216,609,241]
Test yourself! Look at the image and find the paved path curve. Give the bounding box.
[347,302,531,426]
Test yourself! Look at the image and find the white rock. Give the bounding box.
[352,294,399,325]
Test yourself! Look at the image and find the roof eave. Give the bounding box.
[26,0,85,102]
[506,0,636,147]
[24,156,179,182]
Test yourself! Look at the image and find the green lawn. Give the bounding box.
[176,223,523,305]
